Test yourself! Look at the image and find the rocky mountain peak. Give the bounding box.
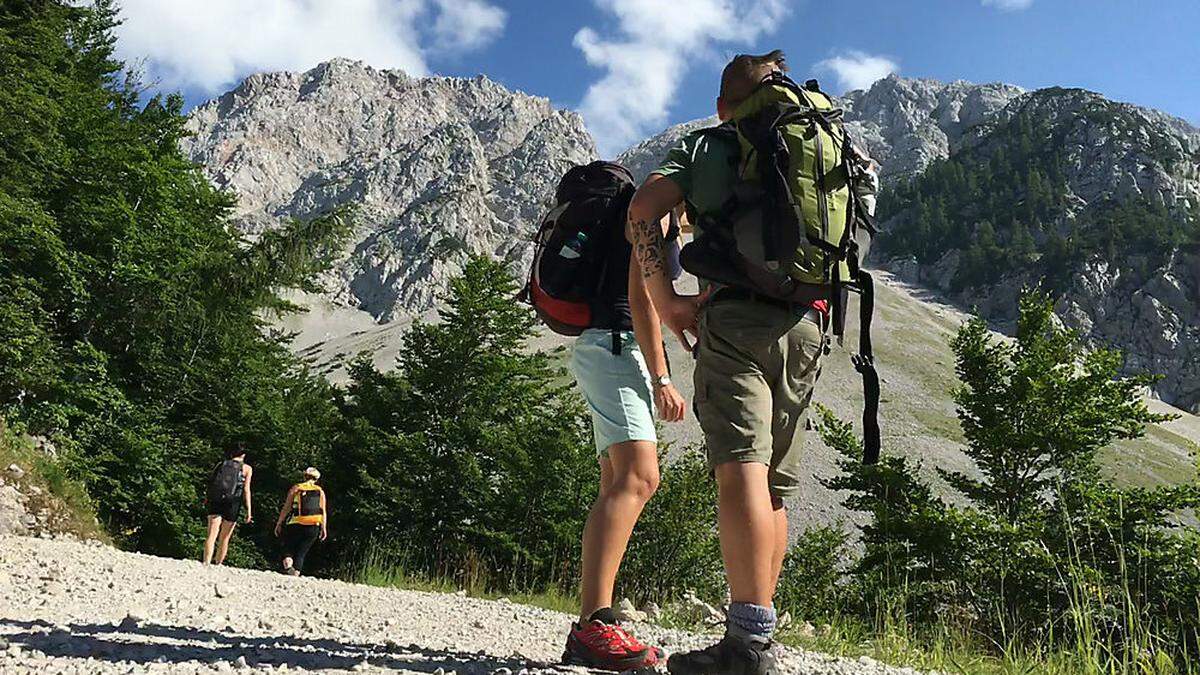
[960,87,1200,210]
[183,59,595,322]
[840,76,1026,182]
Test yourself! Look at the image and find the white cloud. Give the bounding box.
[982,0,1034,11]
[574,0,791,156]
[114,0,506,96]
[814,51,899,93]
[430,0,507,51]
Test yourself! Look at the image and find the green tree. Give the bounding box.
[332,256,599,590]
[0,0,348,561]
[819,290,1200,663]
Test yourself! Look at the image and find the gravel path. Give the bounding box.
[0,536,919,674]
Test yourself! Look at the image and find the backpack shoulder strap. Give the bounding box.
[696,122,737,141]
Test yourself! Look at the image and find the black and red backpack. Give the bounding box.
[522,161,635,336]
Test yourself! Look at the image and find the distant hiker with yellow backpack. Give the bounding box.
[203,445,254,566]
[522,161,684,671]
[627,51,880,675]
[274,467,327,576]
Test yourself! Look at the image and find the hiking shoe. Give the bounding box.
[666,635,776,675]
[562,619,661,671]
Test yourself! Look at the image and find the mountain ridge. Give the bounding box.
[184,61,1199,414]
[184,57,595,322]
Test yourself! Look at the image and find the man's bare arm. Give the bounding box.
[627,175,711,351]
[627,175,684,308]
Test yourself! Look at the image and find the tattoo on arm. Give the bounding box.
[632,218,666,279]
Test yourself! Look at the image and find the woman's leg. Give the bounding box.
[281,524,297,570]
[291,525,321,572]
[215,520,236,565]
[203,516,222,564]
[578,439,660,621]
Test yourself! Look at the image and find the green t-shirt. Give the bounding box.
[650,128,739,223]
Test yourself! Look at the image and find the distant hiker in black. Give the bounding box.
[202,445,253,565]
[274,467,328,576]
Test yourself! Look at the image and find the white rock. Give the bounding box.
[614,598,648,623]
[642,601,662,622]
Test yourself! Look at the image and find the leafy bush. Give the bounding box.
[618,450,723,605]
[327,256,599,591]
[816,290,1200,666]
[775,524,852,622]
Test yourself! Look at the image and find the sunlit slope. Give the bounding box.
[286,270,1198,528]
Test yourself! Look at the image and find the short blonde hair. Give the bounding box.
[720,50,788,107]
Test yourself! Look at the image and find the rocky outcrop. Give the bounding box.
[893,247,1200,413]
[957,87,1200,210]
[183,58,595,322]
[617,115,718,182]
[841,75,1025,183]
[1061,250,1199,412]
[882,88,1200,411]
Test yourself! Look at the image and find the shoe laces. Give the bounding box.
[615,624,652,652]
[579,621,629,650]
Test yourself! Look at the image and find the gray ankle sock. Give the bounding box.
[726,602,776,644]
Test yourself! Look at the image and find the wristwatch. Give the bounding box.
[652,374,671,388]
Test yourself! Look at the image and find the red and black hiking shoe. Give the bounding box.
[562,619,662,671]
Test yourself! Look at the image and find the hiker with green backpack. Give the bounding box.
[627,51,880,675]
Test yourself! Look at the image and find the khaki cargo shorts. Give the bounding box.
[693,298,824,498]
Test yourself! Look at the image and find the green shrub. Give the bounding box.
[328,256,599,592]
[817,290,1200,667]
[775,524,852,622]
[618,449,724,605]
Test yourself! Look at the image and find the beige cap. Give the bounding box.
[304,467,321,480]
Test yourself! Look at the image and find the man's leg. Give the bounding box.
[202,516,221,564]
[215,520,236,565]
[281,524,297,570]
[770,499,788,595]
[669,301,789,674]
[579,440,659,620]
[714,462,776,606]
[765,311,823,596]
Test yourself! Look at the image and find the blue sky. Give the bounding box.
[116,0,1200,156]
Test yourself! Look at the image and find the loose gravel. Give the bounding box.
[0,536,920,674]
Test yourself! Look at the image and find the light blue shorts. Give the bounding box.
[570,329,657,456]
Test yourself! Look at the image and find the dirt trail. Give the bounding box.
[0,536,918,674]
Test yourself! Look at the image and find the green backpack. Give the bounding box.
[679,72,882,463]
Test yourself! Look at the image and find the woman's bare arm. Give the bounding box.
[275,486,296,536]
[319,490,329,540]
[242,465,253,522]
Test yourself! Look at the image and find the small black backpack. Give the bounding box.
[522,161,635,336]
[207,459,245,503]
